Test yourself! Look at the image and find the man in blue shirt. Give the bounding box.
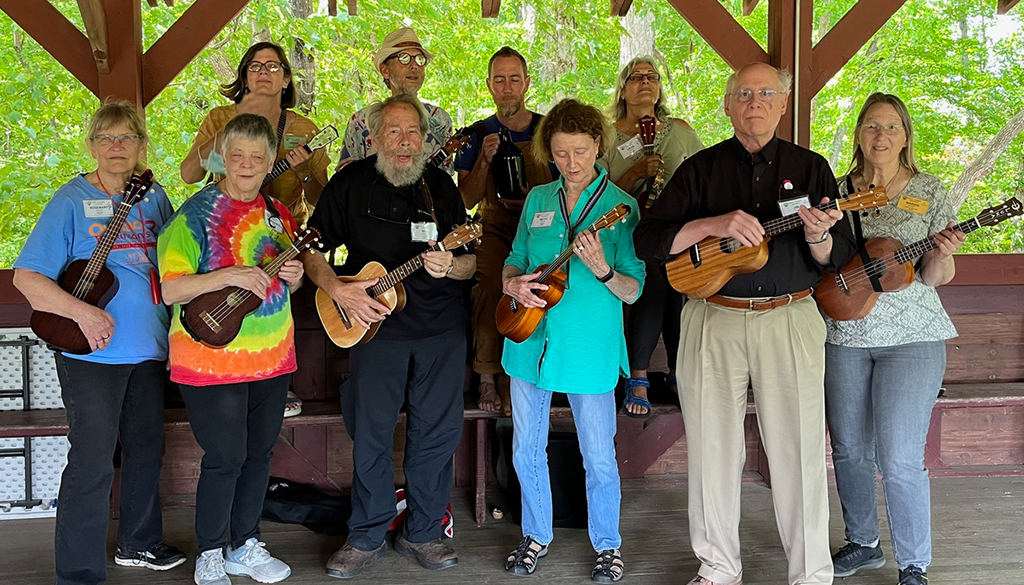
[455,46,556,413]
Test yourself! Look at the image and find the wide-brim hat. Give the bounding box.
[373,27,434,69]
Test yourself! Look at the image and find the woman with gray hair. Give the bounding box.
[158,114,304,585]
[599,56,703,418]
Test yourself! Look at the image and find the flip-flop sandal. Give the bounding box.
[622,377,652,419]
[283,391,303,418]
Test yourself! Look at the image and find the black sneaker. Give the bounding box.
[114,542,187,571]
[899,566,928,585]
[832,541,885,577]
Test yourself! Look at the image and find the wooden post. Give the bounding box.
[97,0,144,107]
[768,0,812,145]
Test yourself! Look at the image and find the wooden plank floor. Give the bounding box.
[2,476,1022,584]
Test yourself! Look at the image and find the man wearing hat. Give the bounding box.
[337,27,454,172]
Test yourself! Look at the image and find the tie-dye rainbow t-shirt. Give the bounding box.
[157,183,298,386]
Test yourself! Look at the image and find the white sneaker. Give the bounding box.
[225,538,291,583]
[195,549,232,585]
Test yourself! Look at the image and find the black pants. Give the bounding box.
[626,260,684,372]
[180,374,290,552]
[342,327,466,549]
[53,355,167,585]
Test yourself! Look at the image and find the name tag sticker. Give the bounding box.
[530,211,555,228]
[83,199,114,218]
[778,195,811,216]
[617,136,643,159]
[411,222,438,243]
[282,135,307,151]
[897,195,930,215]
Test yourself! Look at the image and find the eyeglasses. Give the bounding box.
[90,134,141,147]
[731,88,782,103]
[627,72,661,83]
[861,122,905,135]
[246,60,283,73]
[389,52,427,67]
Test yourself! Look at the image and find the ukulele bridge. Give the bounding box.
[200,311,222,333]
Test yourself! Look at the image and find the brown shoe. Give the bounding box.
[325,542,387,579]
[393,534,458,570]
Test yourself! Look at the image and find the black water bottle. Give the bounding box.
[492,128,527,201]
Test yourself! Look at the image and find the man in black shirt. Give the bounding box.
[304,94,475,579]
[635,62,855,585]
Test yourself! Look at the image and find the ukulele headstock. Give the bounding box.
[306,125,340,151]
[122,169,155,206]
[637,115,658,149]
[838,185,889,212]
[293,226,322,252]
[976,197,1023,227]
[590,203,632,231]
[442,221,483,250]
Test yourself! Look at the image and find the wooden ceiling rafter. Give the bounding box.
[611,0,634,17]
[997,0,1020,14]
[76,0,110,73]
[665,0,768,70]
[482,0,501,19]
[142,0,250,105]
[742,0,761,17]
[810,0,908,95]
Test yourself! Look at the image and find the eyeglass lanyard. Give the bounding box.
[557,173,608,286]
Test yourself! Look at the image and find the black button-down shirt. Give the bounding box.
[309,156,471,340]
[634,136,856,297]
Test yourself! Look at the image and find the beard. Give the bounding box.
[497,98,524,118]
[375,148,429,187]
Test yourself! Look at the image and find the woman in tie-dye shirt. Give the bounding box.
[158,114,302,585]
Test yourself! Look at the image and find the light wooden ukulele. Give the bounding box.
[634,115,664,211]
[815,197,1023,321]
[495,203,632,343]
[179,227,322,348]
[665,186,890,299]
[316,221,483,348]
[30,170,154,354]
[261,125,338,188]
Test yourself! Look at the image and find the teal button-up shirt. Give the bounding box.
[502,166,645,394]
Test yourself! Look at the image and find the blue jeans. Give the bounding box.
[825,341,946,570]
[510,377,621,551]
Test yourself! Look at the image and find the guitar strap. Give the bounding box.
[557,173,608,287]
[418,178,442,232]
[847,175,884,293]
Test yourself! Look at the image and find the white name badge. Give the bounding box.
[531,211,555,228]
[778,195,811,216]
[616,136,644,159]
[83,199,114,219]
[411,222,438,243]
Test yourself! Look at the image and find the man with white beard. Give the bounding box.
[303,93,475,579]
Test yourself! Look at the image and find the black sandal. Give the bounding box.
[505,536,548,576]
[592,548,624,582]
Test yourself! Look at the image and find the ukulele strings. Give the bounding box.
[692,199,842,261]
[204,241,303,323]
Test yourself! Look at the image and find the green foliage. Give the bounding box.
[0,0,1021,266]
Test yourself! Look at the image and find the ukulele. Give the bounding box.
[261,125,339,188]
[428,127,473,169]
[315,221,483,348]
[179,227,322,348]
[495,203,632,343]
[634,115,665,211]
[30,170,155,354]
[815,197,1023,321]
[665,186,890,299]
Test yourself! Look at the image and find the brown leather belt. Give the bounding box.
[705,288,813,311]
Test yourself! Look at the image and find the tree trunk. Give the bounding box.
[950,106,1024,211]
[618,7,655,69]
[288,0,316,114]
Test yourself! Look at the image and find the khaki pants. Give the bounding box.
[677,296,833,585]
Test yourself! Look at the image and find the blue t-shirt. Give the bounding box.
[15,174,174,364]
[454,113,556,178]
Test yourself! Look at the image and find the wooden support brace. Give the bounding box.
[742,0,761,16]
[665,0,768,70]
[810,0,908,95]
[142,0,251,106]
[348,0,357,16]
[611,0,634,17]
[328,0,337,16]
[146,0,158,6]
[76,0,110,74]
[998,0,1020,13]
[0,0,99,94]
[615,413,685,478]
[482,0,501,18]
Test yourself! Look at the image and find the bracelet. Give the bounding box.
[806,231,830,245]
[596,267,615,283]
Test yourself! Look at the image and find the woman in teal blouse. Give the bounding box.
[501,99,645,583]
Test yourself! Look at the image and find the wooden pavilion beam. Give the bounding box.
[348,0,357,16]
[997,0,1020,14]
[768,0,812,144]
[0,0,99,95]
[142,0,251,105]
[611,0,634,17]
[76,0,110,74]
[665,0,768,70]
[98,0,143,105]
[810,0,908,96]
[743,0,761,16]
[482,0,501,19]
